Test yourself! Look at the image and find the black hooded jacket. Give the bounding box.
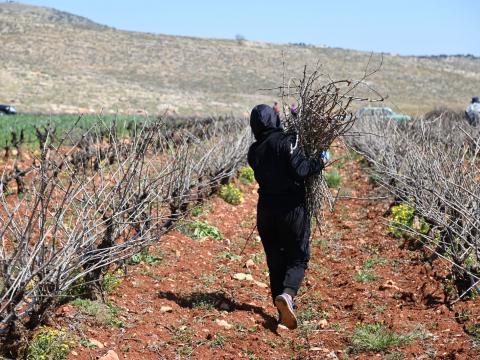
[247,104,323,209]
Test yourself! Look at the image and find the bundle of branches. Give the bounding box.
[280,62,383,219]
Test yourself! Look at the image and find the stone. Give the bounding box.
[254,280,268,288]
[215,319,233,330]
[160,306,173,313]
[232,273,253,281]
[327,351,339,359]
[71,351,78,356]
[379,279,400,291]
[244,259,255,268]
[89,338,105,349]
[99,350,120,360]
[319,318,329,329]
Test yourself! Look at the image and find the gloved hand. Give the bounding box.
[321,150,331,161]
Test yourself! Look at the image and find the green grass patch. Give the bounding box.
[350,323,416,353]
[129,247,164,265]
[0,113,142,148]
[298,308,328,322]
[465,323,480,344]
[216,251,242,261]
[209,334,227,349]
[355,269,377,283]
[71,298,123,328]
[324,169,342,188]
[363,256,388,269]
[177,220,223,240]
[190,205,203,217]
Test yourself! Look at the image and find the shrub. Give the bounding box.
[27,327,72,360]
[324,169,342,188]
[389,203,430,238]
[389,203,414,237]
[239,166,255,184]
[178,220,223,240]
[219,183,243,205]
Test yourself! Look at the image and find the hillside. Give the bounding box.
[0,2,479,115]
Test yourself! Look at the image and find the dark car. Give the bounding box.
[0,104,17,115]
[357,107,411,123]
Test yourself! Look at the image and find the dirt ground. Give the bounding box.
[50,151,480,360]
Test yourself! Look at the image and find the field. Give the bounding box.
[1,111,479,359]
[50,143,479,359]
[0,114,134,147]
[1,3,480,115]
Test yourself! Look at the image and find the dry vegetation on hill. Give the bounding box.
[0,2,479,115]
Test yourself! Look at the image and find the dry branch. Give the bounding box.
[279,58,384,219]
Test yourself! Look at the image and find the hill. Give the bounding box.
[0,2,479,115]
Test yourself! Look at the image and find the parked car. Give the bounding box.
[356,107,411,123]
[0,104,17,115]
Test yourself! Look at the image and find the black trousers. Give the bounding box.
[257,202,311,303]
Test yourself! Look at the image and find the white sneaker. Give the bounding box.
[274,293,298,330]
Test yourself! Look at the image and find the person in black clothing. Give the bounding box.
[247,104,324,330]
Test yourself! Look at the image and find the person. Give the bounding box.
[290,104,298,117]
[465,96,480,126]
[273,102,281,115]
[247,104,324,330]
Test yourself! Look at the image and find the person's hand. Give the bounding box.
[316,153,325,170]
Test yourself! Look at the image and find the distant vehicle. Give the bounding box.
[357,107,411,123]
[0,104,17,115]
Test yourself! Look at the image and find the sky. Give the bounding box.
[19,0,479,56]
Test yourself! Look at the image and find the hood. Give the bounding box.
[250,104,282,140]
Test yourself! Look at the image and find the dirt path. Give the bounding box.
[59,154,480,360]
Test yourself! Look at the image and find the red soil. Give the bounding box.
[48,153,480,360]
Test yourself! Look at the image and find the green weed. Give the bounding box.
[71,299,123,328]
[239,166,255,184]
[200,274,217,287]
[102,269,124,293]
[129,248,163,265]
[178,220,223,240]
[219,183,243,205]
[363,256,388,269]
[465,323,480,343]
[217,264,229,273]
[350,323,416,353]
[355,269,377,283]
[190,205,203,217]
[27,327,73,360]
[324,169,342,188]
[216,251,241,261]
[209,334,227,349]
[389,203,430,238]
